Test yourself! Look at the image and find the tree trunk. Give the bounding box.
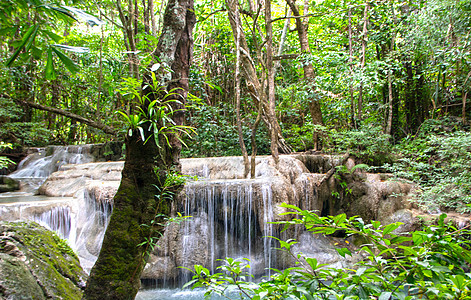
[348,6,355,129]
[357,2,369,123]
[286,0,323,150]
[265,0,279,164]
[385,69,393,136]
[149,0,157,35]
[225,0,292,154]
[234,10,250,177]
[82,0,195,298]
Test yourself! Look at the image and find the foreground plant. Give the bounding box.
[184,203,471,299]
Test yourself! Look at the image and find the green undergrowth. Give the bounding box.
[385,118,471,213]
[184,204,471,299]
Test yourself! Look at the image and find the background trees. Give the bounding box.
[1,0,470,205]
[2,0,469,154]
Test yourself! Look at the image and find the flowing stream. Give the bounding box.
[0,146,283,298]
[0,145,377,299]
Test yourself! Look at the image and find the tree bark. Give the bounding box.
[357,2,368,123]
[348,6,355,128]
[286,0,324,150]
[82,0,195,298]
[149,0,157,35]
[234,9,250,177]
[265,0,279,164]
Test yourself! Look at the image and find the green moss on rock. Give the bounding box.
[0,221,87,300]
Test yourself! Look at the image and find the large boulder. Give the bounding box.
[0,221,87,300]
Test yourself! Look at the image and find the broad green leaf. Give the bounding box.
[45,48,56,80]
[51,46,79,73]
[6,24,40,66]
[383,223,402,235]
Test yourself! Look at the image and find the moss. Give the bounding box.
[0,221,87,300]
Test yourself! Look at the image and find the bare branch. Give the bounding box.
[18,100,117,135]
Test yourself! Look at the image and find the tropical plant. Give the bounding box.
[184,203,471,299]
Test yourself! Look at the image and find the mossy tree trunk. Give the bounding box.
[82,0,195,299]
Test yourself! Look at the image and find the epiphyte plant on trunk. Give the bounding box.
[116,70,196,151]
[115,70,196,268]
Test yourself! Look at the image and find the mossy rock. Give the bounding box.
[0,176,19,192]
[0,221,87,299]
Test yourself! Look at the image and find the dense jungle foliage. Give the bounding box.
[2,0,470,213]
[1,0,471,298]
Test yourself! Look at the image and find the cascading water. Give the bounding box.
[156,178,279,287]
[9,145,94,192]
[1,151,401,299]
[33,206,72,239]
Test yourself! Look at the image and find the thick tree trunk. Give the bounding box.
[82,132,162,300]
[82,0,195,298]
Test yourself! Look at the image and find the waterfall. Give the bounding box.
[175,178,275,284]
[71,186,113,272]
[33,206,71,239]
[10,145,93,180]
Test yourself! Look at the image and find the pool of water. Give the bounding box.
[135,288,228,300]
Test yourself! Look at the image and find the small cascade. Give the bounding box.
[33,206,72,239]
[10,145,94,181]
[71,186,114,273]
[170,178,277,285]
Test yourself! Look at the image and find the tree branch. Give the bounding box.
[18,100,117,135]
[271,4,365,23]
[197,8,226,23]
[274,53,299,61]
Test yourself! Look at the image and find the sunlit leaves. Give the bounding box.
[185,205,471,299]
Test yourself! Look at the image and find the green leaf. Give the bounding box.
[378,292,392,300]
[333,214,347,225]
[42,30,63,43]
[45,48,56,80]
[336,247,352,258]
[52,44,89,53]
[382,223,402,236]
[51,46,79,73]
[6,24,40,66]
[46,5,78,21]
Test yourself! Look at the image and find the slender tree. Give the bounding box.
[82,0,195,298]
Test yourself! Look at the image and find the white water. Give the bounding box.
[1,149,331,299]
[10,146,93,179]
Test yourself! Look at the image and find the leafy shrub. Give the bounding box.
[184,204,471,299]
[325,125,393,165]
[387,120,471,213]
